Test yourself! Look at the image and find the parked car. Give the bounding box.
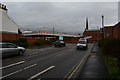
[76,40,88,50]
[54,41,66,47]
[0,42,26,57]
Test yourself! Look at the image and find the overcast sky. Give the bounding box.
[3,2,118,33]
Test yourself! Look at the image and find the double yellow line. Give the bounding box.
[64,54,88,80]
[64,44,93,80]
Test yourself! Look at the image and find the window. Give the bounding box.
[78,41,86,44]
[0,44,8,48]
[7,44,16,48]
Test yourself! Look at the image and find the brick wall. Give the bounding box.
[113,22,120,39]
[1,32,39,45]
[1,32,79,44]
[64,38,79,43]
[1,33,18,41]
[83,30,102,42]
[104,26,113,38]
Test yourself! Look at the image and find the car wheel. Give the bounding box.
[85,47,88,50]
[18,50,24,55]
[77,48,79,50]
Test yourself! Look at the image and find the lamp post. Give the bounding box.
[102,15,104,29]
[101,14,104,39]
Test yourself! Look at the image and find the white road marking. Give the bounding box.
[39,49,44,50]
[23,64,37,70]
[28,66,55,80]
[0,61,25,70]
[56,54,62,56]
[0,64,37,79]
[29,52,40,55]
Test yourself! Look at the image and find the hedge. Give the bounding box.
[3,38,29,48]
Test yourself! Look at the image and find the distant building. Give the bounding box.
[83,18,102,42]
[20,29,33,34]
[0,3,18,34]
[83,29,102,42]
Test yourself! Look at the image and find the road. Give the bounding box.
[1,44,93,80]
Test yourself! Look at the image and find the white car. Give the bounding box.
[0,42,26,57]
[79,38,87,42]
[77,40,88,50]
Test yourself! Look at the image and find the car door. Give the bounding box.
[1,44,10,56]
[6,44,18,55]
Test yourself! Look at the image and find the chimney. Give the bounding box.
[86,17,88,30]
[0,3,7,11]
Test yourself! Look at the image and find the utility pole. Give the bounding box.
[53,27,55,41]
[43,27,46,40]
[53,27,54,35]
[86,17,88,30]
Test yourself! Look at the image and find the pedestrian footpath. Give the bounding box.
[78,43,108,80]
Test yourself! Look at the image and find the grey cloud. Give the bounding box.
[3,2,118,33]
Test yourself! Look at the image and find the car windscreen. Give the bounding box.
[78,41,86,44]
[55,41,60,43]
[60,41,64,43]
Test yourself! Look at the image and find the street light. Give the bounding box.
[102,14,104,28]
[101,14,104,39]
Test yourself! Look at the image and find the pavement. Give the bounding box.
[78,43,108,80]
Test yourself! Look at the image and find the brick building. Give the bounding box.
[83,18,102,42]
[104,26,114,38]
[83,17,120,42]
[0,3,18,34]
[0,3,39,44]
[0,3,19,41]
[104,22,120,39]
[83,29,102,42]
[113,22,120,39]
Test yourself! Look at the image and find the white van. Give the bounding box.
[76,40,88,50]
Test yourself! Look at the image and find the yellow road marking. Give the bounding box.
[64,64,77,79]
[67,54,87,80]
[91,53,96,55]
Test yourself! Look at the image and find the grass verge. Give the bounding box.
[103,56,120,80]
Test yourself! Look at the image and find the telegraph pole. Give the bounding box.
[86,17,88,30]
[53,27,54,35]
[53,27,55,41]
